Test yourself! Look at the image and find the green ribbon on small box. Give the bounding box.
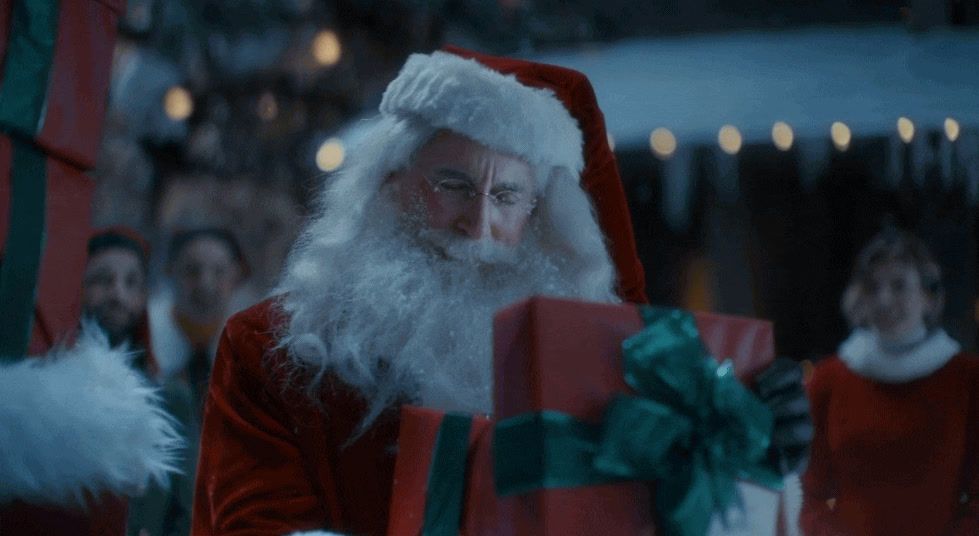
[493,306,783,536]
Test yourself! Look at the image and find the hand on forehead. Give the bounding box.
[391,131,537,245]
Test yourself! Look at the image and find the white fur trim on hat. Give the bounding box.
[0,324,183,506]
[380,51,584,178]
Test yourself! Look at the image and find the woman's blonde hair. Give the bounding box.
[841,229,944,329]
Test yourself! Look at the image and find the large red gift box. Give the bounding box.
[0,0,125,170]
[388,296,777,535]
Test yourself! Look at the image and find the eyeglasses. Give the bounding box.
[428,176,537,217]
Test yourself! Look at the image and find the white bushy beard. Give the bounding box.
[278,191,614,429]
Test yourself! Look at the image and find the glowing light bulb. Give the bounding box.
[831,122,851,151]
[945,118,960,142]
[772,121,794,151]
[312,30,341,66]
[257,92,278,121]
[897,117,914,143]
[163,86,193,121]
[717,125,742,155]
[316,138,345,171]
[649,128,676,159]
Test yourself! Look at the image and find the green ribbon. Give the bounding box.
[0,0,60,136]
[0,138,47,361]
[422,413,473,536]
[494,306,782,536]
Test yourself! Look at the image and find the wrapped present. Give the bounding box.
[388,297,783,536]
[388,407,515,536]
[492,297,782,536]
[0,134,94,358]
[0,0,125,169]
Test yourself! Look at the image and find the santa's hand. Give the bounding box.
[753,357,813,475]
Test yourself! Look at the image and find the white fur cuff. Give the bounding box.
[0,326,183,506]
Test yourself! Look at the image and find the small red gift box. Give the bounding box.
[0,0,125,169]
[492,297,776,535]
[0,134,94,356]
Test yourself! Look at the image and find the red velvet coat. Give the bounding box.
[192,298,401,535]
[800,354,979,536]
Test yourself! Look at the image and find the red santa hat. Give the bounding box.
[380,47,648,303]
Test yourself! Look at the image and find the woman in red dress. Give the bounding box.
[801,230,978,535]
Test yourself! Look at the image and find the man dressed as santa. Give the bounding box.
[192,48,811,536]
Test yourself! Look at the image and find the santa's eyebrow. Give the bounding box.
[432,168,527,192]
[432,168,475,183]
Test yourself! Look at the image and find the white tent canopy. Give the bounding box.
[528,26,979,149]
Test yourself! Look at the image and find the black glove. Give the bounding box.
[753,357,813,475]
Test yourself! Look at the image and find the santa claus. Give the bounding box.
[192,48,810,536]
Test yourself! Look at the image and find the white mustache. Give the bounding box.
[416,229,518,265]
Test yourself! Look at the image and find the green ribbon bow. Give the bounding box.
[493,306,783,536]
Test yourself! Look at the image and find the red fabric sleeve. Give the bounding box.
[191,318,328,535]
[799,362,846,536]
[948,358,979,536]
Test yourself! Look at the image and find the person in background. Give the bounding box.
[150,227,248,405]
[82,227,196,536]
[0,229,182,536]
[801,230,979,535]
[82,227,153,366]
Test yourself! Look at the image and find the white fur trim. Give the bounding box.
[148,289,193,379]
[780,473,803,536]
[838,328,960,383]
[707,482,780,535]
[0,324,183,506]
[380,51,584,180]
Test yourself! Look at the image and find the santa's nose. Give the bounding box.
[455,197,494,240]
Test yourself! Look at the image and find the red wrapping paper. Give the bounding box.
[0,0,124,169]
[388,406,518,536]
[0,134,94,354]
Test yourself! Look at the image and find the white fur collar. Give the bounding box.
[148,290,192,379]
[148,289,220,380]
[0,325,182,506]
[838,328,960,383]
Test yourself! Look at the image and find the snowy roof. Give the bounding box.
[528,26,979,149]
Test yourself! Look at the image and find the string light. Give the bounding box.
[312,30,342,66]
[945,118,961,142]
[830,122,851,151]
[896,117,914,143]
[163,86,193,121]
[316,138,345,171]
[649,128,676,159]
[717,125,742,155]
[257,91,278,121]
[772,121,794,151]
